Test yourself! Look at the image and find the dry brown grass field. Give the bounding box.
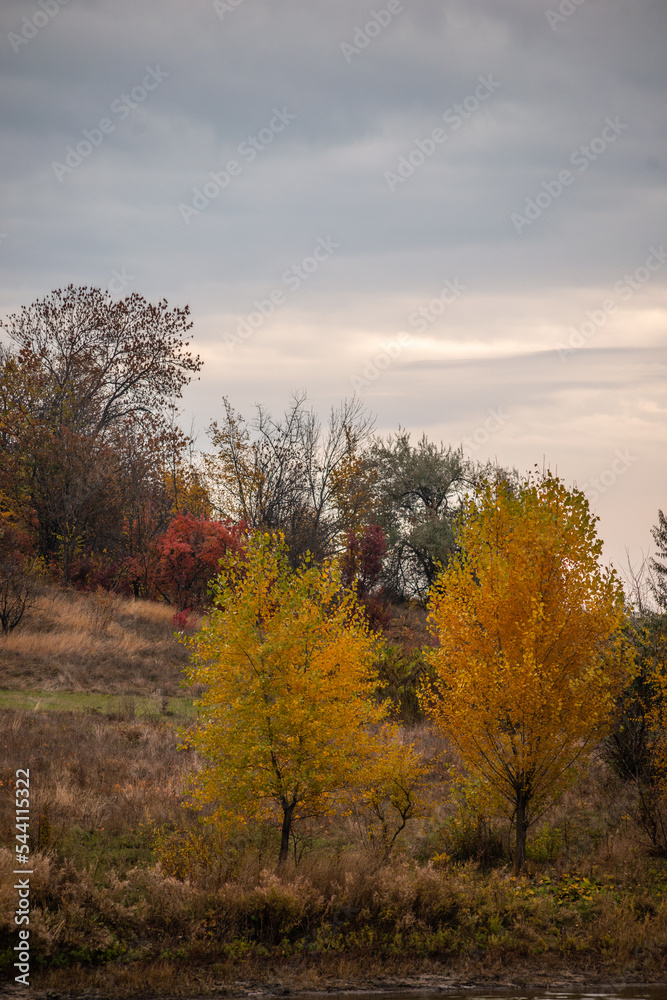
[1,585,667,995]
[0,583,190,696]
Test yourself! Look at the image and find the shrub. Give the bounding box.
[0,520,35,633]
[339,523,389,629]
[154,514,245,609]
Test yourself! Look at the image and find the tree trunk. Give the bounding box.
[278,800,295,868]
[514,793,528,875]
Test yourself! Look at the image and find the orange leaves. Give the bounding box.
[422,471,634,870]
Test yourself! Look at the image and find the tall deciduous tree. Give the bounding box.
[2,285,200,432]
[183,532,417,866]
[0,286,202,578]
[422,471,633,873]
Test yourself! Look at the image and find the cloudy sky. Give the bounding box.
[1,0,666,576]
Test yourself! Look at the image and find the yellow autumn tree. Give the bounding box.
[184,532,420,866]
[422,471,633,873]
[329,425,378,540]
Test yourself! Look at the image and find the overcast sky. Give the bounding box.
[1,0,666,576]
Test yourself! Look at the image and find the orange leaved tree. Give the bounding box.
[422,471,633,873]
[184,532,419,866]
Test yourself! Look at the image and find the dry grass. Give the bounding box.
[0,708,195,842]
[0,583,190,696]
[2,838,666,995]
[1,587,666,993]
[1,705,667,993]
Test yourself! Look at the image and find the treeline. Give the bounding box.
[0,285,498,614]
[2,286,667,863]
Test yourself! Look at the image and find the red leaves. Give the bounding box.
[154,513,246,609]
[340,522,389,629]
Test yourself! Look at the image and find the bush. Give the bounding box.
[0,520,35,633]
[68,550,134,595]
[340,523,389,630]
[154,514,245,609]
[526,824,564,863]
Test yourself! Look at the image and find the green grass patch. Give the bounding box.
[0,688,195,718]
[50,825,158,881]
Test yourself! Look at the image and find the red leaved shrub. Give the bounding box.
[340,523,389,629]
[154,514,246,609]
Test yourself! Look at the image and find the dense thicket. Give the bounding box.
[1,289,491,609]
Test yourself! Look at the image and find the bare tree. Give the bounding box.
[206,392,375,564]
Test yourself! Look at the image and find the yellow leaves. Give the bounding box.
[329,424,378,538]
[423,471,633,821]
[184,532,418,850]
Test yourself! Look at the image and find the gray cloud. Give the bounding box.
[1,0,666,571]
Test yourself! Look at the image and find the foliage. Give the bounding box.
[0,347,49,539]
[601,609,667,854]
[6,841,667,985]
[2,285,200,429]
[422,470,633,872]
[375,644,434,722]
[649,662,667,843]
[155,513,246,609]
[328,425,378,535]
[525,823,564,863]
[0,286,202,583]
[4,651,667,987]
[339,522,388,629]
[356,733,428,858]
[154,820,246,885]
[431,774,508,869]
[651,509,667,611]
[68,549,133,595]
[183,532,418,865]
[369,431,474,601]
